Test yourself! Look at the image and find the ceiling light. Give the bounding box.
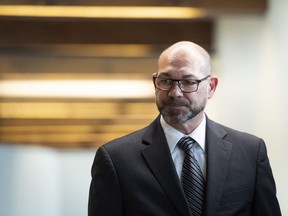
[0,6,207,19]
[0,80,155,99]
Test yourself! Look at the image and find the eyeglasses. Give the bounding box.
[153,75,210,93]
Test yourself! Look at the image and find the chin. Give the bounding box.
[164,112,193,124]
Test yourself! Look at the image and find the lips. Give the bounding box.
[167,104,186,107]
[164,99,189,107]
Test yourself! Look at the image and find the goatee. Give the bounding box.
[157,98,205,124]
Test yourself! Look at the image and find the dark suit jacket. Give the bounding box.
[88,116,281,216]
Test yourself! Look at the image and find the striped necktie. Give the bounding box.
[178,136,205,216]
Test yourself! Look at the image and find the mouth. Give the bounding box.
[165,100,188,107]
[167,104,186,108]
[161,99,190,111]
[165,103,189,112]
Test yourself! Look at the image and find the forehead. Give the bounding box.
[157,68,198,79]
[158,60,202,79]
[158,49,204,78]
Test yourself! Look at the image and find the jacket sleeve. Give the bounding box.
[252,139,282,216]
[88,146,123,216]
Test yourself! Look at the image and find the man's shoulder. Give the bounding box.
[102,115,161,148]
[97,123,160,162]
[105,126,147,147]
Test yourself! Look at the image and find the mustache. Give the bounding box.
[163,98,189,106]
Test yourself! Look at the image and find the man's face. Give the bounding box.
[154,53,210,125]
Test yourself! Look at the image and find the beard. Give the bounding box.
[156,97,206,125]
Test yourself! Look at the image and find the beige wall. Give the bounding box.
[207,0,288,213]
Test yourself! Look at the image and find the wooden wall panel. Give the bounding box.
[0,19,214,52]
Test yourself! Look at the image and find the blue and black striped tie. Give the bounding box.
[178,136,205,216]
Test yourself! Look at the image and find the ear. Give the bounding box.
[152,73,158,90]
[208,76,218,99]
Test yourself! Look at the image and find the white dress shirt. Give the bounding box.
[160,115,207,179]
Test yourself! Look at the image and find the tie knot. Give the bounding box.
[178,136,196,152]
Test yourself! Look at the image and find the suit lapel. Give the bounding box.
[141,117,190,216]
[204,119,232,216]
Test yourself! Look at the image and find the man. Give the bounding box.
[88,41,281,216]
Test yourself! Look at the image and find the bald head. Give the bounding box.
[158,41,211,76]
[153,41,218,132]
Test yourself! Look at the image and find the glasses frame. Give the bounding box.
[153,75,210,93]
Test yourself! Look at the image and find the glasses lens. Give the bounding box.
[180,80,198,92]
[155,78,173,90]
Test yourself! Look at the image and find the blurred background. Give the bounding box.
[0,0,287,215]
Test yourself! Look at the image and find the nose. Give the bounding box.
[168,81,183,97]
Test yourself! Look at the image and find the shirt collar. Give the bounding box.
[160,115,206,153]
